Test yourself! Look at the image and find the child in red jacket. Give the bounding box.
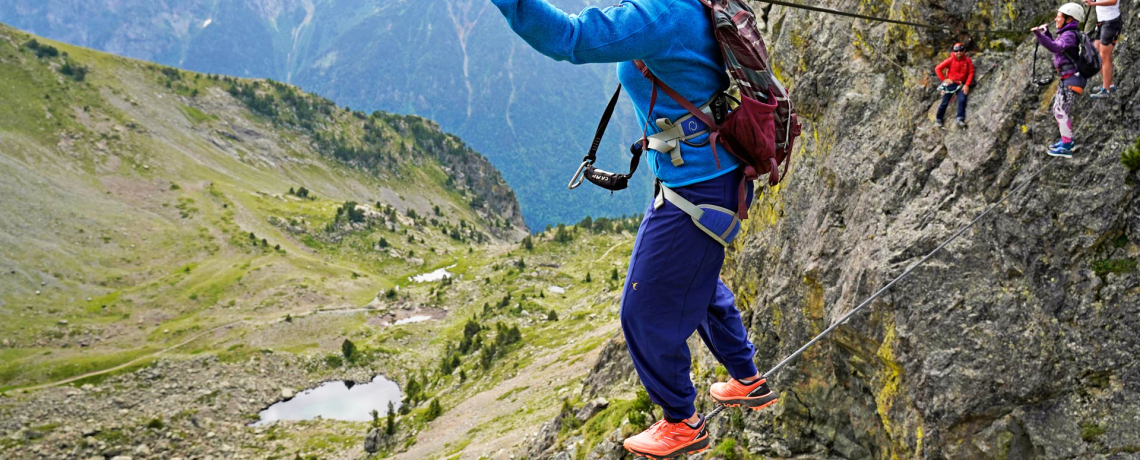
[934,43,975,128]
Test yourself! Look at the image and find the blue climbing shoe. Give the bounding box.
[1049,139,1065,150]
[1090,86,1117,99]
[1047,141,1075,158]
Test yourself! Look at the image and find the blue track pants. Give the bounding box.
[620,168,758,421]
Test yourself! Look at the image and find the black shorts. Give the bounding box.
[1093,18,1122,45]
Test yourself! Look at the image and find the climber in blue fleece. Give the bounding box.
[490,0,776,456]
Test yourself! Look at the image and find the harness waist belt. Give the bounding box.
[654,184,742,247]
[646,97,721,166]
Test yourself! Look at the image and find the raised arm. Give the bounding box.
[489,0,679,64]
[1032,29,1073,54]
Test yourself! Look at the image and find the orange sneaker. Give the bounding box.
[709,377,778,410]
[622,416,709,459]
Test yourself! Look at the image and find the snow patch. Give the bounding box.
[393,315,432,326]
[314,51,338,70]
[202,18,213,28]
[548,286,566,294]
[409,264,457,283]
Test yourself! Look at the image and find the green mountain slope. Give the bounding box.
[0,25,648,460]
[0,0,652,230]
[0,23,524,387]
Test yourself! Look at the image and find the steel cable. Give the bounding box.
[762,0,1025,35]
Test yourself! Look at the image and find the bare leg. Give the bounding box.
[1100,42,1115,89]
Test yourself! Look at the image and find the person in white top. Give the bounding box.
[1084,0,1122,97]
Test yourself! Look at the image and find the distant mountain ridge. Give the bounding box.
[0,0,653,230]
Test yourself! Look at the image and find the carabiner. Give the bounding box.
[568,160,590,190]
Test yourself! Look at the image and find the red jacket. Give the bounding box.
[935,55,975,86]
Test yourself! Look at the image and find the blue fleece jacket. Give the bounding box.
[489,0,740,187]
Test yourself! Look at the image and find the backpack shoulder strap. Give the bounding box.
[633,60,717,130]
[633,59,727,170]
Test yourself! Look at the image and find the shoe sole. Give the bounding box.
[711,391,779,411]
[624,432,710,459]
[1046,151,1073,158]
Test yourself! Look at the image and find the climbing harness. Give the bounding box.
[645,96,725,167]
[654,184,743,247]
[937,83,963,96]
[703,156,1059,422]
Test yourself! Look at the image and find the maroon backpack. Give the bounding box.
[636,0,801,219]
[571,0,801,220]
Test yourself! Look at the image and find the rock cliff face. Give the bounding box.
[536,1,1140,458]
[727,1,1139,456]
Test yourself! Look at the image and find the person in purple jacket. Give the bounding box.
[1032,3,1089,158]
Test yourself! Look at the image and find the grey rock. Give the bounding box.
[580,332,635,398]
[584,428,625,460]
[364,428,383,454]
[575,398,609,423]
[527,420,561,458]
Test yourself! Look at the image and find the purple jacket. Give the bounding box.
[1033,21,1080,75]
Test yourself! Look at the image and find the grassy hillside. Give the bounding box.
[0,24,650,460]
[0,0,653,230]
[0,23,524,389]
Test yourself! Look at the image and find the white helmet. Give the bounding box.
[1058,3,1085,22]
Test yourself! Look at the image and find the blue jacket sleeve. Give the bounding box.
[489,0,679,64]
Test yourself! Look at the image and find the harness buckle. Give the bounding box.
[568,160,591,190]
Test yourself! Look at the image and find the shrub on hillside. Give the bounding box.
[424,399,443,421]
[1123,137,1140,171]
[60,60,89,82]
[403,377,422,406]
[24,39,59,59]
[554,223,574,243]
[386,401,397,435]
[627,389,653,429]
[337,201,365,223]
[341,339,357,362]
